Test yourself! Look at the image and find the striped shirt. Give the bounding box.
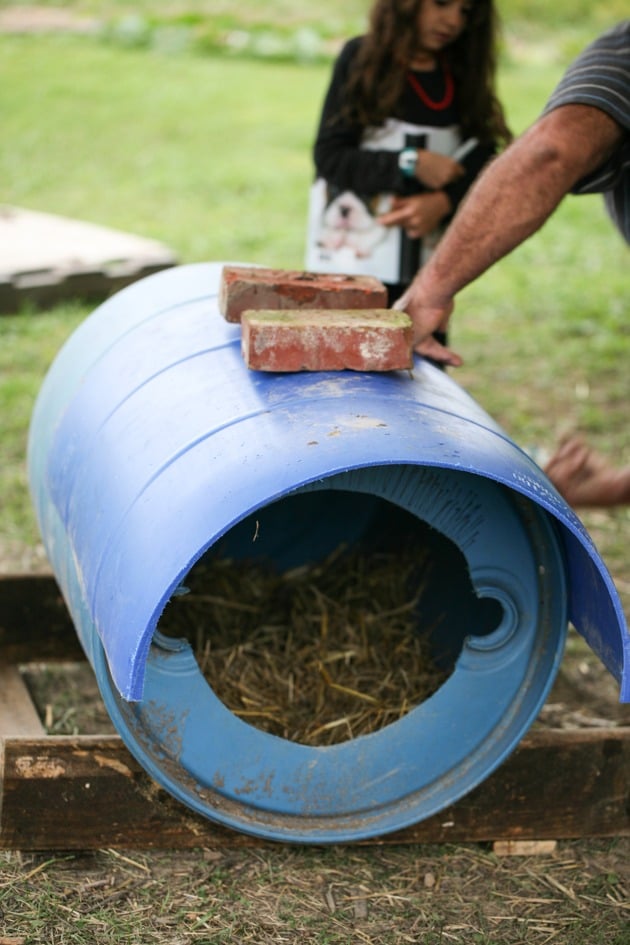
[543,20,630,243]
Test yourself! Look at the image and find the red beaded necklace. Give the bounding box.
[406,60,454,111]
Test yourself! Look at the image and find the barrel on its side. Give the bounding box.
[27,262,629,843]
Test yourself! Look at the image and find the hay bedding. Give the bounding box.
[158,546,448,746]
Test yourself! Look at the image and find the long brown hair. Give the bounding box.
[341,0,512,146]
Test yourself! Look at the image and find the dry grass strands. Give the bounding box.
[158,547,449,746]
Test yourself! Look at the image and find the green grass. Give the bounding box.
[2,26,627,559]
[0,35,331,552]
[0,35,326,262]
[1,304,85,546]
[1,842,628,944]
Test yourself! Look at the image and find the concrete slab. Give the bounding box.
[0,205,178,312]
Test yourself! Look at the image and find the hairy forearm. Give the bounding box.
[422,142,563,296]
[417,105,623,301]
[393,105,623,364]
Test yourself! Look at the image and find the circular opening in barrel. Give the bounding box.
[156,490,503,746]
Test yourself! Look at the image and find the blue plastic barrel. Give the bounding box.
[28,262,629,843]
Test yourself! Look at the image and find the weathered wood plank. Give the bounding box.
[2,575,628,849]
[0,665,46,737]
[1,728,628,850]
[0,205,177,314]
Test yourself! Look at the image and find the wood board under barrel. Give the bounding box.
[0,573,628,851]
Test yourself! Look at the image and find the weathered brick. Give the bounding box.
[219,265,388,323]
[241,309,413,373]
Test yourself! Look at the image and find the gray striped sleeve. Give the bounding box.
[544,21,630,129]
[542,21,630,243]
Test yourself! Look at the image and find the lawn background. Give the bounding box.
[1,1,628,569]
[0,4,628,944]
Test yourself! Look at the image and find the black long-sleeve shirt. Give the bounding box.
[313,37,495,213]
[309,37,497,296]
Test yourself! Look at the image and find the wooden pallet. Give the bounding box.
[1,574,629,851]
[0,205,177,314]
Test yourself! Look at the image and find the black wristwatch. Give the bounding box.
[398,147,419,178]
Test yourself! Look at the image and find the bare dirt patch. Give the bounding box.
[0,6,100,35]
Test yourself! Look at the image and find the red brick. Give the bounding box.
[241,309,413,373]
[219,265,387,323]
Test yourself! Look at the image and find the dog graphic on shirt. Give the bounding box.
[317,189,389,258]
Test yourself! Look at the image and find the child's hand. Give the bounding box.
[377,192,450,238]
[414,150,464,189]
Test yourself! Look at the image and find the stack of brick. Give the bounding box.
[219,265,413,373]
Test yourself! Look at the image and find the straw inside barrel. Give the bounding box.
[158,545,449,746]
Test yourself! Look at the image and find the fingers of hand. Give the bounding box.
[377,206,412,227]
[379,198,431,236]
[544,438,590,477]
[391,291,409,311]
[415,336,463,368]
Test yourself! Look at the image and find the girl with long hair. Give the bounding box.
[308,0,511,311]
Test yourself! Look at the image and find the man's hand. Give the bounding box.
[414,332,462,366]
[393,279,463,367]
